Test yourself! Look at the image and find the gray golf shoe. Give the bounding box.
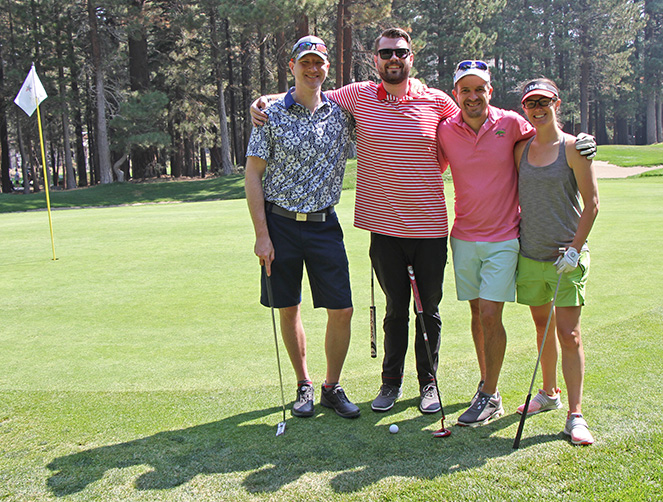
[457,390,504,427]
[292,382,314,417]
[470,379,485,406]
[371,383,403,412]
[419,382,441,414]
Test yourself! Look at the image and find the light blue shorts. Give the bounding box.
[450,237,519,302]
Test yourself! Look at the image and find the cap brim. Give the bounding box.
[521,89,556,103]
[294,50,328,61]
[454,68,490,85]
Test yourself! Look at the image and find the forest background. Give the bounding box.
[0,0,662,193]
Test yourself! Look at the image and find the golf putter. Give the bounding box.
[513,270,564,449]
[370,265,377,358]
[264,268,287,437]
[407,265,451,438]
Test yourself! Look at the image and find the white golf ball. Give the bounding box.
[389,424,399,434]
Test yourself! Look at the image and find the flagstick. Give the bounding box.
[36,103,57,261]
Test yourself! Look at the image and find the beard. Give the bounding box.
[378,63,410,85]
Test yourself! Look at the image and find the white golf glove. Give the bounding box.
[575,132,596,159]
[555,247,580,274]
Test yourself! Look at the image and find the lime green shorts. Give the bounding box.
[516,252,590,307]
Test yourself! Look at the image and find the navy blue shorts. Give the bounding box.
[260,210,352,309]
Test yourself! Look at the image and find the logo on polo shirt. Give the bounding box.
[495,130,506,137]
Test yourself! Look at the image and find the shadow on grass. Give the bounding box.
[45,398,564,497]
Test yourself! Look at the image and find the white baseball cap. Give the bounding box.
[453,60,491,86]
[291,35,328,61]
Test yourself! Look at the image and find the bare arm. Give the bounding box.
[514,139,528,172]
[565,135,599,251]
[250,93,286,127]
[244,155,275,275]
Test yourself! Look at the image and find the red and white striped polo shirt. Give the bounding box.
[327,80,458,238]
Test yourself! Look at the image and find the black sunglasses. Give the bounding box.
[377,48,411,60]
[523,97,557,109]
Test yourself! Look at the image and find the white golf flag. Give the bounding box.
[14,64,48,117]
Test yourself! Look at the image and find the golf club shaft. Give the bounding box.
[264,268,287,424]
[370,265,377,358]
[407,265,446,420]
[513,272,563,449]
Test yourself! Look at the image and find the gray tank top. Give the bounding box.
[519,137,585,262]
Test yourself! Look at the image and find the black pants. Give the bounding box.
[369,233,448,389]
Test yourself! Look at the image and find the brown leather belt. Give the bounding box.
[266,202,334,222]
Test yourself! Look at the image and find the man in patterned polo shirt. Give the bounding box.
[245,36,360,419]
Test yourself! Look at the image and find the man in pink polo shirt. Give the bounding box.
[437,61,595,427]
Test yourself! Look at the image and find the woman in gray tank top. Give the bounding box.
[513,78,600,446]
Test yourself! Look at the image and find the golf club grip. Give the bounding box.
[513,393,532,449]
[370,306,377,358]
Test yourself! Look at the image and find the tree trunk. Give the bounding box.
[644,0,659,145]
[184,134,194,177]
[15,112,30,193]
[26,133,39,193]
[56,28,76,189]
[334,1,353,87]
[128,0,152,179]
[295,15,309,39]
[208,6,233,175]
[86,74,99,185]
[240,32,252,166]
[657,91,662,143]
[614,112,628,145]
[258,26,267,95]
[276,30,288,93]
[578,1,590,134]
[49,140,57,187]
[646,100,657,145]
[112,153,127,182]
[200,146,207,177]
[224,18,241,167]
[336,0,344,89]
[0,43,12,193]
[596,99,609,145]
[68,25,88,187]
[342,7,352,86]
[88,0,113,184]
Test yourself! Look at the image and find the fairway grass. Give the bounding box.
[595,143,663,167]
[1,179,662,500]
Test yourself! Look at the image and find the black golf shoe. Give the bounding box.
[292,382,314,417]
[320,383,360,418]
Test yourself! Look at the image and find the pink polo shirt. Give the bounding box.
[437,106,534,242]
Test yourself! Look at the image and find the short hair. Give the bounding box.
[374,28,411,53]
